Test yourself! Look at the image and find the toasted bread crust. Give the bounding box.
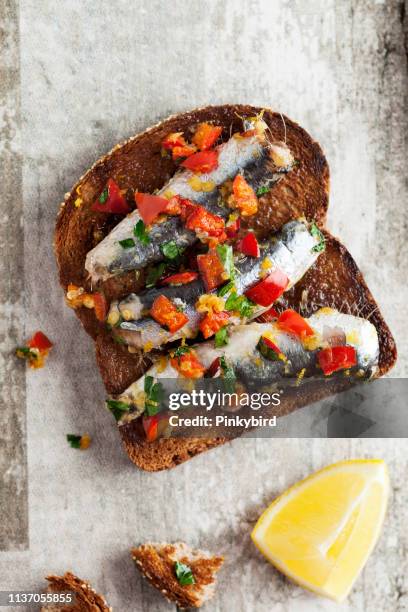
[54,104,396,472]
[41,572,111,611]
[131,542,224,609]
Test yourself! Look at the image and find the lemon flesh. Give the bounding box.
[251,459,389,602]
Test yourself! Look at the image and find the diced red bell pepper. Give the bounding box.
[93,293,108,322]
[184,206,226,242]
[256,306,279,322]
[237,232,260,257]
[199,311,229,339]
[206,357,221,377]
[142,414,169,442]
[257,336,283,361]
[229,175,258,216]
[135,193,170,225]
[197,250,228,292]
[161,271,198,286]
[317,346,357,376]
[28,331,53,351]
[172,144,197,159]
[181,150,219,174]
[142,415,159,442]
[225,215,240,239]
[150,295,189,333]
[192,123,222,151]
[277,309,314,339]
[170,349,205,379]
[162,132,186,150]
[92,178,131,214]
[245,270,289,307]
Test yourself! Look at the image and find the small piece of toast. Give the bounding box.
[132,542,224,609]
[41,572,111,612]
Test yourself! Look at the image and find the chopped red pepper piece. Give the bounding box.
[172,144,197,159]
[228,174,258,216]
[185,206,226,243]
[206,357,221,378]
[170,349,205,379]
[28,331,53,351]
[92,178,131,214]
[277,309,314,339]
[256,306,279,323]
[135,193,170,225]
[318,346,357,376]
[93,293,108,322]
[257,336,283,361]
[162,132,186,150]
[262,336,281,354]
[181,150,219,174]
[142,415,159,442]
[150,295,188,333]
[199,311,229,339]
[237,232,260,257]
[161,271,198,286]
[225,215,240,239]
[197,250,228,292]
[192,123,222,151]
[245,270,289,307]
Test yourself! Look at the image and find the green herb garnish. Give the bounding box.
[215,326,229,347]
[98,187,108,204]
[112,335,126,344]
[256,185,271,196]
[106,399,130,421]
[219,355,236,393]
[145,262,168,288]
[225,292,254,319]
[216,244,235,281]
[144,375,164,416]
[217,281,235,297]
[66,434,82,448]
[172,346,191,362]
[174,561,195,586]
[161,240,181,260]
[16,346,37,359]
[310,222,326,253]
[119,238,135,249]
[133,219,150,245]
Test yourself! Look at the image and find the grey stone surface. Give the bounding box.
[0,0,28,551]
[0,0,407,610]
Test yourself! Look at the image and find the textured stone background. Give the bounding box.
[0,0,407,610]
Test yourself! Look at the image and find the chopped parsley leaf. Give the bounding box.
[98,187,108,204]
[119,238,135,249]
[106,399,130,421]
[145,262,168,288]
[215,326,229,347]
[217,281,235,297]
[225,292,254,318]
[133,219,150,245]
[216,244,235,281]
[174,561,195,586]
[172,346,191,362]
[256,185,271,196]
[161,240,181,260]
[67,434,82,448]
[310,222,326,253]
[144,375,164,416]
[16,346,37,359]
[219,355,236,393]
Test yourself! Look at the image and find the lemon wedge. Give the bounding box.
[251,459,389,602]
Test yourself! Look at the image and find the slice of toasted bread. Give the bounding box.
[115,231,396,471]
[132,542,224,609]
[41,572,111,611]
[54,105,396,472]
